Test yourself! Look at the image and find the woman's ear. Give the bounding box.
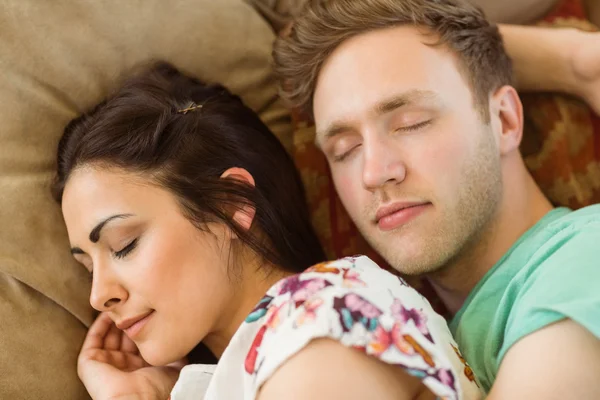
[220,167,256,231]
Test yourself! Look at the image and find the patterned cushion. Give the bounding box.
[523,0,600,207]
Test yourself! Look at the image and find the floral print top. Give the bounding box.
[170,256,482,400]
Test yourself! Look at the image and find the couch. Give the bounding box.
[0,0,597,398]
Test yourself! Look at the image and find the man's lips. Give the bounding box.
[375,201,430,231]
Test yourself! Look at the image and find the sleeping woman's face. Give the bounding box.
[61,165,238,366]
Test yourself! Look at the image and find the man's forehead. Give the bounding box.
[313,28,450,108]
[315,89,441,143]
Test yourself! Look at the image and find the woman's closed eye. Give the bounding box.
[114,238,139,259]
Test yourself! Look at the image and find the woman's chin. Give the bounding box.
[139,343,187,367]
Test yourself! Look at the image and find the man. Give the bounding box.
[274,0,600,397]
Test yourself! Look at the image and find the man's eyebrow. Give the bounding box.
[89,213,134,243]
[315,122,355,149]
[374,89,438,116]
[316,90,438,147]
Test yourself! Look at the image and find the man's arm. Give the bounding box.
[488,319,600,399]
[257,339,432,400]
[499,24,600,115]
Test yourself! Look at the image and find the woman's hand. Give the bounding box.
[78,313,185,400]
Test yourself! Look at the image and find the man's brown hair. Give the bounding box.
[273,0,513,120]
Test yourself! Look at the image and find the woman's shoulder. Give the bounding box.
[245,255,435,335]
[241,256,475,399]
[280,255,411,295]
[244,255,416,325]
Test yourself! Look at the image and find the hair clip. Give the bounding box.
[177,102,203,115]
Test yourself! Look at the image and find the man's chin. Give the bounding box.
[373,237,442,276]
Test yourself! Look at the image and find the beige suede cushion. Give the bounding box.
[0,1,290,398]
[248,0,562,27]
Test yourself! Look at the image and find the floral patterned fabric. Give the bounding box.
[170,256,482,399]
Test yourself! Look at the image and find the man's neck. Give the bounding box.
[428,167,553,315]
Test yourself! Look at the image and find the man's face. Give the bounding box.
[313,26,503,275]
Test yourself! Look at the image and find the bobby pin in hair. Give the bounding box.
[177,102,203,115]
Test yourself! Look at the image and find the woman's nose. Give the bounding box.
[88,264,128,312]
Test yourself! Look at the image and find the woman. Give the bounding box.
[52,63,482,399]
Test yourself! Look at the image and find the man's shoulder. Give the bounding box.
[498,206,600,364]
[545,204,600,233]
[531,204,600,269]
[506,205,600,274]
[507,205,600,311]
[451,205,600,391]
[475,205,600,306]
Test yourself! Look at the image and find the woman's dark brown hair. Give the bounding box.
[52,62,325,277]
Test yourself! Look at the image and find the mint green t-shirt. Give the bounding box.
[449,205,600,393]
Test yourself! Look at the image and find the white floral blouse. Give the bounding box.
[170,256,482,400]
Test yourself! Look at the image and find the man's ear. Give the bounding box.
[220,167,256,231]
[489,85,524,156]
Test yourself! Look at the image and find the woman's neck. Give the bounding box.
[202,262,294,359]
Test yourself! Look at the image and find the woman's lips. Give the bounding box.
[117,310,155,339]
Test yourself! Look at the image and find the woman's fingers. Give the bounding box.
[104,322,123,351]
[110,350,148,371]
[124,353,148,371]
[81,313,114,351]
[81,348,148,371]
[120,331,140,354]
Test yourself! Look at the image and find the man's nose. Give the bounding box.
[362,135,406,190]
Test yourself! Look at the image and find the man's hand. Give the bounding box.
[488,319,600,399]
[78,313,185,400]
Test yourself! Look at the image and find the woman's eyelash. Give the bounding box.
[114,238,138,259]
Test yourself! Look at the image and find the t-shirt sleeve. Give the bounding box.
[499,227,600,363]
[244,257,481,400]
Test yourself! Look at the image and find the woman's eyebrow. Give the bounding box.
[89,213,134,243]
[69,213,135,254]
